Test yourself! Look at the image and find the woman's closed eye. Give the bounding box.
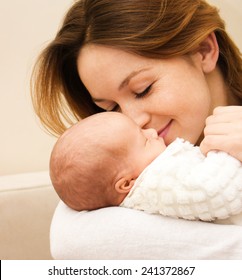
[109,84,154,111]
[134,84,153,99]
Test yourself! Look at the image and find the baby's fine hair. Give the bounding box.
[50,112,128,211]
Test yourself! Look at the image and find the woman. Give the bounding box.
[32,0,242,259]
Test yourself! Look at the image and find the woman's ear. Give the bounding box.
[198,32,219,73]
[114,177,136,194]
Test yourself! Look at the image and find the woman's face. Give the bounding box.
[77,44,224,145]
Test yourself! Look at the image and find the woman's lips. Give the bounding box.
[158,120,172,139]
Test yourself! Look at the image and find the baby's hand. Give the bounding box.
[200,106,242,162]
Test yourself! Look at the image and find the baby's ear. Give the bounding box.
[114,177,136,194]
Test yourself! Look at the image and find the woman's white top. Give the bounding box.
[121,138,242,224]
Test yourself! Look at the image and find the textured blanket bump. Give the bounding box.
[121,138,242,224]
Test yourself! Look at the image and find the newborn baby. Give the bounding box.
[50,112,242,224]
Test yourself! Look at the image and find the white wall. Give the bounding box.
[0,0,241,175]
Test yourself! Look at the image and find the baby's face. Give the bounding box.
[112,114,167,176]
[130,124,167,176]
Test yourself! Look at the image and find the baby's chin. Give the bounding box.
[160,137,167,148]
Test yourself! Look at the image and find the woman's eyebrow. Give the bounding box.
[92,67,151,103]
[118,68,151,91]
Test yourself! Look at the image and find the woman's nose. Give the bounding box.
[121,105,150,129]
[142,128,158,139]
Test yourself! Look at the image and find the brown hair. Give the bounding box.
[31,0,242,135]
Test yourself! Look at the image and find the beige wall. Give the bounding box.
[0,0,241,175]
[209,0,242,44]
[0,0,73,175]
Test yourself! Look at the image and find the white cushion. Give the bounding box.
[50,201,242,259]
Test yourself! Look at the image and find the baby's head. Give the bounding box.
[50,112,166,211]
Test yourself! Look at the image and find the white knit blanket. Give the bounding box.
[121,138,242,225]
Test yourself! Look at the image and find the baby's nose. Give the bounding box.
[143,128,158,139]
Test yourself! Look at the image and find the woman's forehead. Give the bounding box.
[77,45,152,83]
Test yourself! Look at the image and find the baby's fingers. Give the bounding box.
[206,106,242,124]
[200,134,242,162]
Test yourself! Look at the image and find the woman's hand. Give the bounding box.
[200,106,242,162]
